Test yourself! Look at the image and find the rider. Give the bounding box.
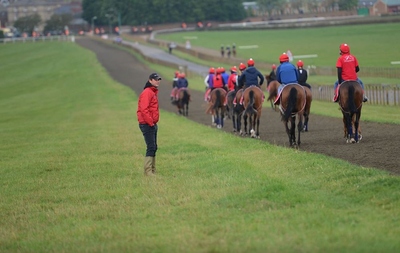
[276,53,299,95]
[170,70,180,101]
[333,43,368,103]
[227,66,237,92]
[296,60,312,90]
[212,67,227,92]
[171,72,188,101]
[267,64,277,87]
[237,58,264,105]
[204,67,215,101]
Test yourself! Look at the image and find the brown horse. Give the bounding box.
[173,88,190,116]
[266,75,280,111]
[226,90,238,132]
[279,84,307,147]
[268,81,312,132]
[233,89,245,134]
[338,81,363,143]
[206,88,227,129]
[302,86,313,132]
[242,86,264,138]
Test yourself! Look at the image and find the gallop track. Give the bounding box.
[77,38,400,175]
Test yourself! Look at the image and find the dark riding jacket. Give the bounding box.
[238,66,264,89]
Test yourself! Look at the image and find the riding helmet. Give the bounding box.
[279,53,289,62]
[297,60,304,67]
[239,62,246,71]
[340,43,350,54]
[247,58,255,66]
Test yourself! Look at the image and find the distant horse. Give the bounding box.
[226,90,237,131]
[279,84,307,147]
[173,88,190,116]
[338,81,363,143]
[206,88,227,129]
[268,82,312,132]
[242,86,264,138]
[302,86,313,132]
[233,89,245,134]
[266,75,280,111]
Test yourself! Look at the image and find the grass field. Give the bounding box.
[156,23,400,67]
[1,42,400,252]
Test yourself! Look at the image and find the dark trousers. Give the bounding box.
[139,124,158,157]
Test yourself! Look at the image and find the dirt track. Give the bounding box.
[76,38,400,175]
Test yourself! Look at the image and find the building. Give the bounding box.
[0,0,83,30]
[359,0,400,16]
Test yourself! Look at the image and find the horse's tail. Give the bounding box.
[348,85,357,114]
[245,90,257,116]
[283,87,297,121]
[213,89,221,111]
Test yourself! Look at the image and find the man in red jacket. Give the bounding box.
[137,73,161,176]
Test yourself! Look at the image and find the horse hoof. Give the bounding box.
[350,138,356,143]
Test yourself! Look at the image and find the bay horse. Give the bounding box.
[233,89,245,134]
[268,82,312,132]
[206,88,227,129]
[173,88,190,116]
[279,84,307,147]
[338,80,363,143]
[242,86,264,138]
[302,86,313,132]
[226,90,237,131]
[266,75,280,111]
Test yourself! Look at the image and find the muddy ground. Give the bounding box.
[77,38,400,175]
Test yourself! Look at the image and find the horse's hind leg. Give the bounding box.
[256,117,260,139]
[297,116,303,146]
[290,117,296,146]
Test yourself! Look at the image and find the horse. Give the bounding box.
[268,82,312,132]
[242,86,264,138]
[265,75,280,111]
[338,80,363,143]
[206,88,227,129]
[226,90,237,131]
[173,88,190,116]
[302,86,313,132]
[279,84,307,147]
[233,89,245,134]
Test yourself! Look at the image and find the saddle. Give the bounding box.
[274,83,304,105]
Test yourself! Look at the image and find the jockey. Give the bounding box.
[232,63,247,105]
[267,64,277,87]
[296,60,312,90]
[333,43,367,102]
[227,66,237,92]
[170,70,179,101]
[221,67,230,85]
[237,58,264,105]
[276,53,299,95]
[212,67,227,92]
[204,67,215,101]
[171,73,188,101]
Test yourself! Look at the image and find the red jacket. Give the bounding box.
[213,74,225,88]
[336,53,359,81]
[227,73,237,91]
[137,84,159,126]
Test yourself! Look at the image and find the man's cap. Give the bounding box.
[149,73,162,80]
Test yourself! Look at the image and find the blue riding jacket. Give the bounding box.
[238,66,264,88]
[277,62,299,85]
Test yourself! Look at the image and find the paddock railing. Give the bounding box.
[313,84,400,106]
[0,36,75,44]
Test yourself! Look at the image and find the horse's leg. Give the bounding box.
[243,114,248,136]
[354,111,361,143]
[291,116,296,146]
[297,115,303,146]
[303,112,309,132]
[256,115,260,139]
[345,114,354,143]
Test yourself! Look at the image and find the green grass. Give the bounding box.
[156,23,400,67]
[1,41,400,253]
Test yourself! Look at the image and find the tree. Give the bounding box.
[13,13,41,35]
[43,14,73,35]
[337,0,358,11]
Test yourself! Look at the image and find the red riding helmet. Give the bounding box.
[209,67,215,74]
[279,53,289,63]
[247,58,255,66]
[179,73,186,78]
[216,67,223,74]
[340,43,350,54]
[230,66,237,72]
[175,70,180,77]
[239,62,246,71]
[272,64,276,70]
[297,60,304,67]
